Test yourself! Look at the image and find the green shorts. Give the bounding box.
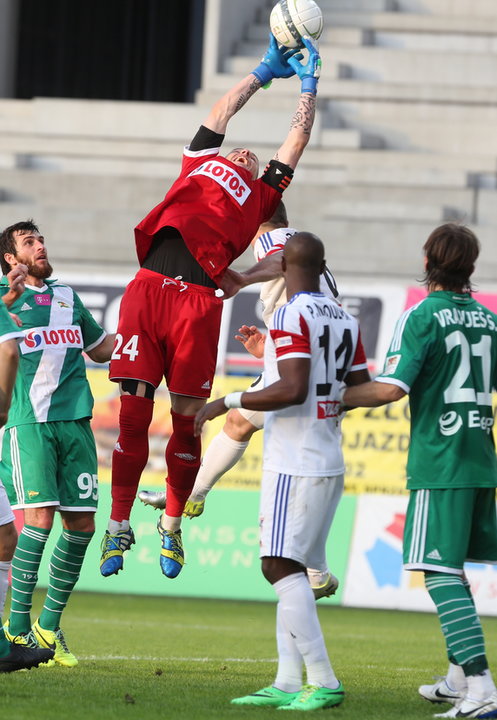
[2,419,98,512]
[403,487,497,574]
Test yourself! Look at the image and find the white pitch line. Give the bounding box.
[70,617,238,632]
[63,656,422,672]
[363,665,421,672]
[79,655,277,663]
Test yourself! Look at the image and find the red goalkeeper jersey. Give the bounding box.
[134,146,292,286]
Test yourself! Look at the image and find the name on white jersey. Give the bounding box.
[21,325,83,354]
[305,301,346,320]
[188,161,251,206]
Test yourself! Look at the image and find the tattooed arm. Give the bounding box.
[273,37,321,170]
[261,36,321,170]
[202,75,262,135]
[273,92,316,170]
[202,34,300,135]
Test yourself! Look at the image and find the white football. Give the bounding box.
[270,0,324,48]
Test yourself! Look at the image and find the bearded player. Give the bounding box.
[0,220,114,666]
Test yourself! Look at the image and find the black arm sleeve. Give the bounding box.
[261,159,294,193]
[189,125,225,152]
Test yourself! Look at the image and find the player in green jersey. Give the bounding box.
[0,298,55,671]
[343,223,497,718]
[0,220,115,668]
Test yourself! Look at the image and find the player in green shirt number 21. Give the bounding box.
[343,223,497,719]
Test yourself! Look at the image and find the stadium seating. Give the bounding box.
[0,0,496,286]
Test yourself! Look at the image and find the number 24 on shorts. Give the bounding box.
[111,333,139,361]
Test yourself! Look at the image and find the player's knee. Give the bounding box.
[224,409,257,442]
[118,391,155,436]
[61,511,95,534]
[261,556,305,585]
[120,379,155,399]
[69,521,95,534]
[24,507,55,531]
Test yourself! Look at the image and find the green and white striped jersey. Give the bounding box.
[0,278,106,427]
[0,300,25,345]
[376,290,497,490]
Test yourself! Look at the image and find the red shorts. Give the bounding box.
[109,268,223,398]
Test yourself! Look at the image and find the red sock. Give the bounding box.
[111,394,154,521]
[165,411,201,517]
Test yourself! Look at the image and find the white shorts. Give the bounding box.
[259,471,344,568]
[238,374,265,430]
[0,479,14,526]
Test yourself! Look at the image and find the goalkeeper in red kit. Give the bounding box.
[100,35,322,579]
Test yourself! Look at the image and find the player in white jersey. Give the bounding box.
[139,203,342,597]
[195,232,369,710]
[0,220,115,667]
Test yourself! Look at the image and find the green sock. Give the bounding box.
[39,529,93,631]
[462,576,476,610]
[9,525,50,636]
[425,571,488,675]
[0,623,10,657]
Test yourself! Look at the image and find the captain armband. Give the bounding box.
[261,159,294,193]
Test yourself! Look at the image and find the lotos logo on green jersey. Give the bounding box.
[21,325,83,355]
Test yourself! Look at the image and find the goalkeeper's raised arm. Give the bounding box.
[274,35,321,170]
[202,33,303,135]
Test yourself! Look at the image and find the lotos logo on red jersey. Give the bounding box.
[317,401,341,419]
[21,325,83,355]
[188,161,251,206]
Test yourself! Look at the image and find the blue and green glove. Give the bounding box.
[288,35,321,95]
[252,33,303,87]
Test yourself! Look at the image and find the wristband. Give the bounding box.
[301,76,319,95]
[338,385,347,405]
[252,63,273,87]
[224,392,244,409]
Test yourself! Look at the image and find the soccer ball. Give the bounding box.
[270,0,324,48]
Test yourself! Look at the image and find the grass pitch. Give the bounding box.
[3,590,497,720]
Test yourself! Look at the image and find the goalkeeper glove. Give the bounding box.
[252,33,303,87]
[288,35,321,95]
